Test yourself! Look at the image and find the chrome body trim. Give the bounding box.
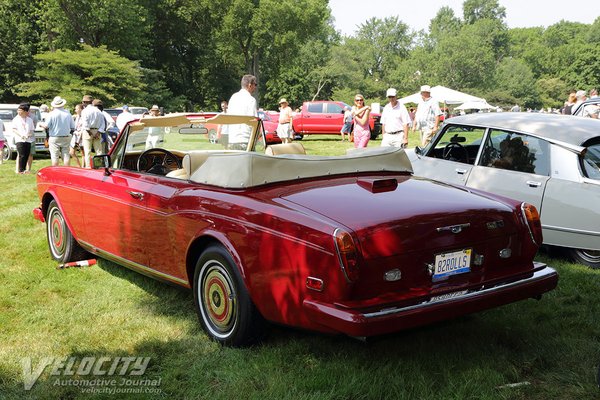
[78,240,189,286]
[363,264,554,319]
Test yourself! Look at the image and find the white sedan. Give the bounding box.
[408,112,600,268]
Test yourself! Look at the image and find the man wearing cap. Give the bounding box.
[414,85,442,147]
[227,74,258,150]
[80,95,105,168]
[41,96,74,166]
[145,105,163,149]
[277,98,293,144]
[380,88,411,148]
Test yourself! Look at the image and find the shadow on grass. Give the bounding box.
[54,254,599,400]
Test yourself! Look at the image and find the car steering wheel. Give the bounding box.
[442,142,469,163]
[137,148,182,174]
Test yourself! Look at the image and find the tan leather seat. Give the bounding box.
[265,143,306,156]
[166,152,214,179]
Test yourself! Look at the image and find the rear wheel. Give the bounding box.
[2,145,12,161]
[193,244,265,346]
[46,200,88,263]
[569,248,600,269]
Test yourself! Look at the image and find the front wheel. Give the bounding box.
[193,244,265,346]
[46,200,88,263]
[569,248,600,269]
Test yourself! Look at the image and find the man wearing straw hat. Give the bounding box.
[41,96,74,166]
[414,85,442,147]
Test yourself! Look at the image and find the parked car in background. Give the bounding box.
[258,110,282,144]
[105,106,149,120]
[34,112,557,346]
[1,104,48,161]
[292,100,381,140]
[130,106,149,116]
[105,108,123,122]
[572,98,600,118]
[408,113,600,268]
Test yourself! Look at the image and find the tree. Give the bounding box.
[355,17,413,79]
[494,58,539,107]
[462,0,506,25]
[432,22,497,90]
[218,0,332,105]
[0,0,43,101]
[536,77,569,109]
[39,0,152,62]
[15,45,145,107]
[429,6,462,42]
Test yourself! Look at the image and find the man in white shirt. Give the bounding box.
[80,95,105,168]
[116,105,137,132]
[380,88,411,148]
[227,74,258,150]
[414,85,443,147]
[42,96,74,166]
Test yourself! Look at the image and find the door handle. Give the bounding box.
[455,168,467,175]
[526,181,542,188]
[127,191,144,200]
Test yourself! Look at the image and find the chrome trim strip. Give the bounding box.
[363,265,555,319]
[521,203,539,245]
[333,228,353,283]
[78,240,189,285]
[306,277,325,292]
[542,224,600,237]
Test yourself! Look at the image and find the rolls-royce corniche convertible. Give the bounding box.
[34,112,558,346]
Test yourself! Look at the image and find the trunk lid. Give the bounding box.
[280,175,529,301]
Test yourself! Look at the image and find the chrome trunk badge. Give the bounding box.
[436,223,470,234]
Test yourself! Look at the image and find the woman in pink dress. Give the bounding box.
[351,94,371,148]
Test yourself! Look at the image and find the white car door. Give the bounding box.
[410,125,486,186]
[465,129,551,212]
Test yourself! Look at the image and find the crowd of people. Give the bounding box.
[222,76,443,151]
[2,96,164,174]
[3,78,597,173]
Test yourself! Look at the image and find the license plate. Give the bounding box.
[433,249,471,280]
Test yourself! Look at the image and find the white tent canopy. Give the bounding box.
[398,85,485,105]
[455,100,495,110]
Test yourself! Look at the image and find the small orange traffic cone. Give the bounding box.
[57,259,97,269]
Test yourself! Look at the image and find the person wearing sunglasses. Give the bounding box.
[351,94,371,148]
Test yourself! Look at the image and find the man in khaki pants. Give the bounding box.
[80,95,104,168]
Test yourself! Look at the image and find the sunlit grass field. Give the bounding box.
[0,136,599,399]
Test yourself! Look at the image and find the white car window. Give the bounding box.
[426,125,486,165]
[582,143,600,180]
[480,130,550,175]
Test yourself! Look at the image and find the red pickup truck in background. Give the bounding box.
[291,100,381,140]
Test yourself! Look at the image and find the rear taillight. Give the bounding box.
[521,203,543,246]
[333,228,359,282]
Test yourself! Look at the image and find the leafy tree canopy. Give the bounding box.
[15,45,145,107]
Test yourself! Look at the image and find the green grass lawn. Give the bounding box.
[0,140,599,400]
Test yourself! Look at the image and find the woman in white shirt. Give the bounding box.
[12,103,35,173]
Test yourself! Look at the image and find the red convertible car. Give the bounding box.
[34,112,558,346]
